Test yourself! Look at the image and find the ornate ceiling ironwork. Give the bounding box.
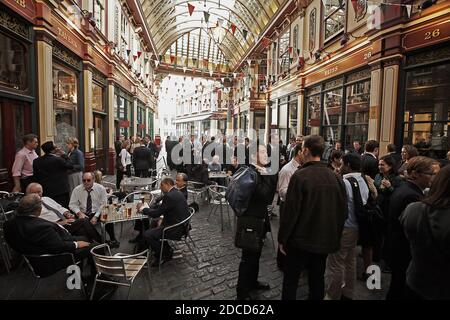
[139,0,282,71]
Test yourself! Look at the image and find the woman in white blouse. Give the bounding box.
[116,140,132,189]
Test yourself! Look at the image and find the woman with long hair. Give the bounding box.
[66,137,84,194]
[400,165,450,299]
[399,145,419,176]
[116,140,132,189]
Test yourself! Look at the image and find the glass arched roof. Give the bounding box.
[140,0,283,71]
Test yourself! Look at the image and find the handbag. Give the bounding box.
[234,215,265,252]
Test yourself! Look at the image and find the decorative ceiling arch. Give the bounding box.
[140,0,283,70]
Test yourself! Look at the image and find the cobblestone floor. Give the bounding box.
[0,169,390,300]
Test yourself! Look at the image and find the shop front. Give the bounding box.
[136,101,146,137]
[92,71,107,172]
[114,86,133,139]
[0,3,35,190]
[398,17,450,159]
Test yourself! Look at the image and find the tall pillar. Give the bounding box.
[107,82,115,174]
[83,67,96,172]
[297,88,305,136]
[265,101,270,145]
[36,36,54,147]
[368,62,383,143]
[133,98,138,137]
[211,119,218,136]
[379,58,401,157]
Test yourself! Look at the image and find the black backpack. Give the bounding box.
[225,166,258,217]
[346,176,385,233]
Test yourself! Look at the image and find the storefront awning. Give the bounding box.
[174,114,212,124]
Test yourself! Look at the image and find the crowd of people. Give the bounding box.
[3,131,450,300]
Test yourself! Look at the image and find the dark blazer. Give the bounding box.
[133,146,153,171]
[361,153,379,179]
[186,164,209,185]
[33,154,73,197]
[279,161,348,254]
[68,148,84,174]
[114,140,123,157]
[388,180,424,267]
[178,186,188,200]
[4,215,79,255]
[142,188,189,230]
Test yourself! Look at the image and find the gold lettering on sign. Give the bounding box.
[15,0,26,7]
[57,27,78,49]
[324,66,338,77]
[424,29,441,40]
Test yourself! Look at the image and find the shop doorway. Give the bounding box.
[0,98,31,190]
[93,114,107,172]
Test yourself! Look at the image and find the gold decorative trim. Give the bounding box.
[52,45,81,70]
[0,9,29,39]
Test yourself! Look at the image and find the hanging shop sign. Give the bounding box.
[119,120,130,128]
[403,19,450,52]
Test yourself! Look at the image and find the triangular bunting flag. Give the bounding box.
[137,51,142,58]
[133,55,138,61]
[154,60,159,68]
[289,58,293,64]
[242,29,248,40]
[203,59,209,68]
[209,70,213,77]
[170,55,176,64]
[350,0,358,13]
[127,49,131,56]
[289,47,293,54]
[158,55,163,62]
[146,74,149,78]
[183,67,187,73]
[188,3,195,16]
[247,59,252,66]
[217,18,223,27]
[233,73,237,79]
[406,5,412,18]
[204,11,210,23]
[231,24,237,35]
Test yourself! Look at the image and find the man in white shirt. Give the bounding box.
[26,182,102,243]
[277,144,303,215]
[69,172,119,248]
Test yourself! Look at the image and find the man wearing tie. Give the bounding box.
[69,172,120,248]
[26,183,102,243]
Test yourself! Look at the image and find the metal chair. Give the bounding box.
[23,252,86,299]
[187,181,209,204]
[158,207,198,272]
[90,244,150,300]
[101,181,118,193]
[0,212,14,273]
[207,185,232,232]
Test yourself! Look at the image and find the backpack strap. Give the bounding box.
[345,176,365,217]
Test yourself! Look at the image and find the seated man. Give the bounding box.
[26,183,102,243]
[69,172,120,248]
[227,156,241,177]
[137,177,190,266]
[4,194,94,273]
[208,155,222,172]
[175,173,188,200]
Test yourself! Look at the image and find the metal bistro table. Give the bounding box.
[100,203,148,243]
[208,171,229,187]
[120,177,156,193]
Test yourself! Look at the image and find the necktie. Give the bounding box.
[86,189,92,216]
[42,200,66,220]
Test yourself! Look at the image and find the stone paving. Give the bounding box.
[0,194,390,300]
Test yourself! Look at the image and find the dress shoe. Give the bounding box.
[253,281,270,291]
[108,240,120,248]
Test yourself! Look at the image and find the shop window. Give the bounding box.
[345,79,370,149]
[53,64,78,151]
[323,0,346,42]
[92,0,105,34]
[0,32,27,91]
[404,62,450,158]
[279,29,290,74]
[289,99,298,141]
[306,92,321,136]
[92,83,104,111]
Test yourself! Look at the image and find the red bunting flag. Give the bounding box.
[231,24,237,35]
[350,0,358,13]
[133,55,138,61]
[137,51,142,58]
[188,3,195,16]
[170,55,176,63]
[288,47,293,54]
[262,37,271,47]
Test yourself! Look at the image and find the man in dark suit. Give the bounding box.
[33,141,73,208]
[137,177,190,266]
[133,142,153,178]
[386,156,438,300]
[114,135,124,156]
[4,194,94,268]
[361,140,380,179]
[145,135,159,176]
[175,173,188,200]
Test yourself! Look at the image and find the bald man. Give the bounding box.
[26,183,102,243]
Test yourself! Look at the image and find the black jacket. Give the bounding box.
[186,164,209,185]
[133,146,153,171]
[361,153,379,179]
[33,154,73,197]
[388,180,424,266]
[114,140,122,157]
[142,188,190,236]
[243,166,278,220]
[401,202,450,299]
[4,215,79,255]
[178,186,188,200]
[279,161,348,254]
